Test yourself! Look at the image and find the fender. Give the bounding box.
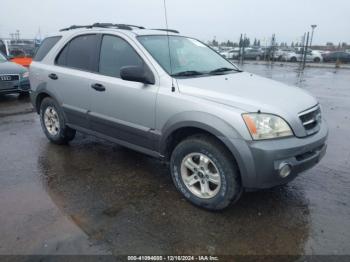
[158,111,254,185]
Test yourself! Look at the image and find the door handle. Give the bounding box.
[48,73,58,80]
[91,83,106,92]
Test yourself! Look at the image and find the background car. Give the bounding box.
[274,47,295,61]
[220,48,240,59]
[243,48,264,60]
[322,51,350,63]
[0,52,30,95]
[283,49,323,62]
[0,39,34,67]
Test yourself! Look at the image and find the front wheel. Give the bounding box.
[40,97,76,144]
[170,135,242,210]
[314,57,321,63]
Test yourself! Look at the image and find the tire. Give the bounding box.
[170,134,242,210]
[39,97,76,144]
[290,57,297,62]
[314,57,321,63]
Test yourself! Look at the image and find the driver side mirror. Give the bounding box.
[120,65,155,85]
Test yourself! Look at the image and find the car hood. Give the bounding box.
[0,61,27,74]
[176,72,317,116]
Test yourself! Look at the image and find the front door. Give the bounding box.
[89,34,158,150]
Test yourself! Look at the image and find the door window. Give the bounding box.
[99,35,144,78]
[56,34,98,71]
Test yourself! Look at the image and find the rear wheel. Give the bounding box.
[170,134,242,210]
[39,97,76,144]
[290,57,297,62]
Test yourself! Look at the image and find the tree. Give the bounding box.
[257,40,261,46]
[226,40,234,47]
[243,37,250,47]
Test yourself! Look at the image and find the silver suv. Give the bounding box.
[30,24,328,210]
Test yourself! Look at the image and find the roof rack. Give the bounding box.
[152,29,179,34]
[59,23,178,33]
[60,23,142,32]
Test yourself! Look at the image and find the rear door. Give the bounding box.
[50,34,99,129]
[88,34,159,150]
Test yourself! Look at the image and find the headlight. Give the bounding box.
[21,72,29,78]
[242,113,293,140]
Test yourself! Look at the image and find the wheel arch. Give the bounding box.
[159,112,248,181]
[32,83,61,114]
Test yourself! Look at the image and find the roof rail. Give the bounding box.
[59,23,179,33]
[60,23,146,32]
[60,25,93,31]
[152,29,179,34]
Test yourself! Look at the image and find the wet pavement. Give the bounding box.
[0,65,349,257]
[0,94,34,117]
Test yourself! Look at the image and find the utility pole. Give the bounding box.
[239,34,243,64]
[310,24,317,48]
[302,32,310,70]
[242,34,246,64]
[270,33,276,62]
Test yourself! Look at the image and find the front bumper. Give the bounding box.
[226,122,328,189]
[0,78,30,94]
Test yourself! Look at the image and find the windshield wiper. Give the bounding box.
[209,67,242,74]
[171,70,204,77]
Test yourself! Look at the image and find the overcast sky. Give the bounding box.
[1,0,349,45]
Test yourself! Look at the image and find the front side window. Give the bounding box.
[99,35,144,78]
[137,35,238,76]
[56,34,98,71]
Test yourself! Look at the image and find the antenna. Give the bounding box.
[163,0,175,92]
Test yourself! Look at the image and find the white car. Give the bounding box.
[283,49,323,63]
[274,48,295,61]
[220,48,240,59]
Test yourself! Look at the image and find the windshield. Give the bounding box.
[137,35,239,76]
[0,52,7,62]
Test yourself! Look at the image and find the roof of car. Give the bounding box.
[56,24,180,37]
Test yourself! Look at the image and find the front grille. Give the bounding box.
[298,105,321,135]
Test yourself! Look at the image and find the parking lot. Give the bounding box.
[0,64,349,257]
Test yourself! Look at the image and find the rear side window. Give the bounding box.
[56,34,98,71]
[33,36,61,61]
[99,35,143,78]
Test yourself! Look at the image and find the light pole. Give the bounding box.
[310,24,317,48]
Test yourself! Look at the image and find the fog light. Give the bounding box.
[279,163,291,178]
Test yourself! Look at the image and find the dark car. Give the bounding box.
[243,48,264,60]
[0,52,30,95]
[322,51,350,63]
